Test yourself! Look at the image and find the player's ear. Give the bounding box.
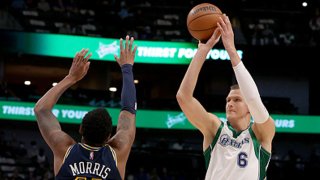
[107,134,111,141]
[246,105,250,114]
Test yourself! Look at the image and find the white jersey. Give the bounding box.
[204,121,271,180]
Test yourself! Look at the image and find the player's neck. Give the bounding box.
[81,138,104,147]
[228,118,251,132]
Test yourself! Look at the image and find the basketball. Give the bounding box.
[187,3,222,42]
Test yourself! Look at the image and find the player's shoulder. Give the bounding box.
[208,113,223,125]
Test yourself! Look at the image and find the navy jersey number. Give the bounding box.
[237,152,248,168]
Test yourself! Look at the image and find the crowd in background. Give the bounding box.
[0,0,319,46]
[1,0,320,179]
[1,128,320,180]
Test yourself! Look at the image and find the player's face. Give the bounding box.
[225,89,249,121]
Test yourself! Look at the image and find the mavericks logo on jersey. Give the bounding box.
[219,134,250,149]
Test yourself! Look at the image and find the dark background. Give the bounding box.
[1,0,320,179]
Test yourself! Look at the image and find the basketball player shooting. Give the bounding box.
[176,14,275,180]
[34,35,137,180]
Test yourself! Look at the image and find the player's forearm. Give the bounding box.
[120,64,136,114]
[34,76,76,113]
[177,48,208,98]
[116,111,136,144]
[233,62,269,123]
[226,47,241,67]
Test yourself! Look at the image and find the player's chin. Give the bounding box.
[226,112,236,120]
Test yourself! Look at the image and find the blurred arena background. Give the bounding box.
[0,0,320,179]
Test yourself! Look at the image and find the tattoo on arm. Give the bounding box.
[118,115,131,130]
[115,111,136,147]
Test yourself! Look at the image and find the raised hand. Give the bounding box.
[68,48,91,82]
[198,27,221,51]
[217,14,235,51]
[114,35,137,66]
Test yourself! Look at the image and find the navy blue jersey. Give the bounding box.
[56,143,121,180]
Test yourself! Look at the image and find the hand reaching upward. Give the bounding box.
[67,48,91,82]
[114,35,137,66]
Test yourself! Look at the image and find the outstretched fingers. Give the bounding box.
[132,45,137,55]
[114,35,137,66]
[73,51,79,64]
[73,49,91,66]
[114,54,120,63]
[207,28,221,45]
[74,50,83,65]
[125,35,129,52]
[79,49,86,59]
[81,49,89,62]
[129,36,133,51]
[120,38,124,52]
[223,14,232,30]
[218,17,226,33]
[217,14,232,34]
[84,52,92,62]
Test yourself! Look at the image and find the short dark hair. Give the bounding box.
[230,84,240,90]
[81,108,112,146]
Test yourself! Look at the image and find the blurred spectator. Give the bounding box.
[135,167,149,180]
[0,156,16,173]
[29,141,39,160]
[251,24,263,46]
[37,0,51,12]
[279,32,295,46]
[0,7,23,31]
[139,26,152,40]
[65,0,78,14]
[309,8,320,46]
[231,17,247,45]
[16,142,28,158]
[71,24,85,35]
[305,148,320,179]
[127,30,139,39]
[127,172,135,180]
[25,0,38,10]
[261,24,279,46]
[283,149,299,179]
[157,138,168,151]
[0,83,21,101]
[81,20,97,35]
[171,140,183,150]
[7,168,25,180]
[159,167,173,180]
[42,166,54,180]
[37,148,48,165]
[118,1,133,19]
[11,0,27,10]
[58,22,72,34]
[52,0,65,12]
[149,168,160,180]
